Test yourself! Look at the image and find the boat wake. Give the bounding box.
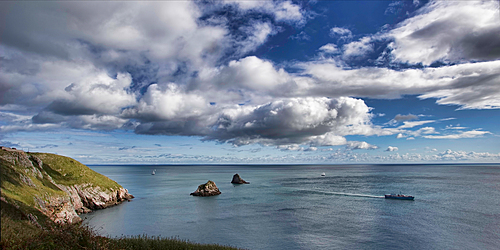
[297,188,384,199]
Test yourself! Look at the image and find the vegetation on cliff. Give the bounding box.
[0,148,133,224]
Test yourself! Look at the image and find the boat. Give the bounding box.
[152,169,156,175]
[321,173,326,176]
[385,194,414,200]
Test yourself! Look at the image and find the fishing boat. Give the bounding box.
[321,173,326,176]
[152,169,156,175]
[385,194,414,200]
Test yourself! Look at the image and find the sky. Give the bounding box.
[1,0,500,164]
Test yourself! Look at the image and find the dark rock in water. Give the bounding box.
[231,173,249,184]
[190,180,221,196]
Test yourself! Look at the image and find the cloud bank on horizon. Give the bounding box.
[0,0,499,163]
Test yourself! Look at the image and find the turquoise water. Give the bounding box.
[82,164,500,250]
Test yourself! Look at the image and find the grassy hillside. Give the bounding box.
[30,153,121,189]
[0,150,122,211]
[1,151,67,208]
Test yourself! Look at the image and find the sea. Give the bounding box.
[82,164,500,250]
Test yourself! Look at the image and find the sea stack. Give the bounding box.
[231,173,249,184]
[190,180,221,196]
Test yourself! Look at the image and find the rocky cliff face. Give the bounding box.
[57,183,133,211]
[0,147,134,224]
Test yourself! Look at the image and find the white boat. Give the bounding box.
[152,169,156,175]
[321,173,326,176]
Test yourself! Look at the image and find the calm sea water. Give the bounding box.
[82,164,500,250]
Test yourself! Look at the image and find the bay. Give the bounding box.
[82,164,500,250]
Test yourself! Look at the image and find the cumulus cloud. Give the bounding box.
[342,37,374,59]
[386,146,399,151]
[347,141,378,150]
[202,97,374,146]
[47,72,136,116]
[210,56,292,92]
[319,44,339,54]
[388,0,500,65]
[122,83,211,121]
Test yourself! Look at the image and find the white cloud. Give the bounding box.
[205,97,375,146]
[388,0,500,65]
[46,72,136,116]
[236,22,275,56]
[330,27,352,38]
[342,37,374,58]
[213,56,291,92]
[304,147,318,152]
[319,43,339,54]
[122,83,211,121]
[445,125,467,130]
[273,1,304,24]
[396,133,405,139]
[68,115,128,131]
[301,59,500,109]
[277,144,302,151]
[347,141,378,150]
[423,130,491,139]
[309,133,347,147]
[436,149,500,161]
[386,146,399,151]
[223,0,305,24]
[398,120,435,129]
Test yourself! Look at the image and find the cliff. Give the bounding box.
[0,147,133,225]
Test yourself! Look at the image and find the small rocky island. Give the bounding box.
[231,173,249,184]
[190,180,221,196]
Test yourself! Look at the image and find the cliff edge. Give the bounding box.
[0,147,133,225]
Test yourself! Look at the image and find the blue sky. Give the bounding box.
[1,0,499,164]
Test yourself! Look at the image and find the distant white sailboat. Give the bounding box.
[321,172,326,176]
[152,169,156,175]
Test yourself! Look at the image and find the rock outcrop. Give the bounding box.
[231,173,249,184]
[0,147,134,224]
[190,180,221,197]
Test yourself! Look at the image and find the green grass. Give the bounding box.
[1,156,69,208]
[30,153,121,190]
